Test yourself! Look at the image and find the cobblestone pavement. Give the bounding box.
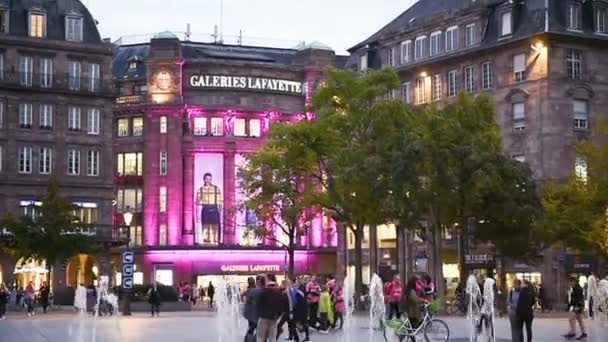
[0,311,607,341]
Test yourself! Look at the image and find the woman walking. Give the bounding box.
[0,283,9,319]
[405,276,424,328]
[25,282,35,317]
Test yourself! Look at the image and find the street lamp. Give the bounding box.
[121,206,134,316]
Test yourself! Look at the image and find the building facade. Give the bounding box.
[347,0,608,300]
[112,34,343,288]
[0,0,116,292]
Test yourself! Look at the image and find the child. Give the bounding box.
[318,286,333,333]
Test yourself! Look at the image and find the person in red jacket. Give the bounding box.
[306,276,321,329]
[383,279,393,319]
[388,275,403,319]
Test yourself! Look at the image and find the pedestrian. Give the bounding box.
[422,274,436,301]
[276,279,292,340]
[207,281,215,308]
[0,283,9,320]
[39,281,50,314]
[243,276,264,341]
[508,279,523,342]
[292,279,310,342]
[326,275,337,295]
[25,281,35,317]
[383,277,392,319]
[199,285,206,306]
[388,275,402,319]
[563,277,587,340]
[405,276,424,328]
[333,282,345,330]
[517,280,536,342]
[255,274,284,342]
[306,276,321,329]
[538,283,547,312]
[318,285,333,333]
[147,283,161,317]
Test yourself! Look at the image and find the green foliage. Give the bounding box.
[1,178,97,270]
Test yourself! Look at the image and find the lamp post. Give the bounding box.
[121,206,134,316]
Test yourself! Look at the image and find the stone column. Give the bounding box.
[183,153,195,245]
[369,224,378,277]
[223,151,236,245]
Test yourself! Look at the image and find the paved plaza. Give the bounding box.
[0,311,607,342]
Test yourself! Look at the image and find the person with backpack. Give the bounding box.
[147,283,161,317]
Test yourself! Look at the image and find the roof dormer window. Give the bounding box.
[65,11,84,42]
[567,2,581,30]
[28,7,46,38]
[0,4,8,34]
[501,11,512,36]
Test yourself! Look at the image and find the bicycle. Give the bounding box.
[383,303,450,342]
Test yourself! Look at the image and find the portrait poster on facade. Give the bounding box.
[194,153,224,245]
[235,154,260,246]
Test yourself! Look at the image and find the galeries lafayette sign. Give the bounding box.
[189,75,304,95]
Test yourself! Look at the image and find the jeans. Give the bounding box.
[517,316,533,342]
[150,304,160,316]
[509,314,522,342]
[26,298,34,314]
[256,318,277,342]
[334,312,344,329]
[308,302,319,328]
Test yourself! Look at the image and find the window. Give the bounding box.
[129,61,138,70]
[89,63,100,92]
[401,40,412,64]
[19,103,33,128]
[568,4,581,30]
[575,157,588,183]
[597,8,607,33]
[40,57,53,88]
[159,224,167,246]
[249,119,261,137]
[155,268,173,286]
[159,187,167,213]
[116,188,143,213]
[160,151,167,175]
[465,24,476,46]
[445,26,459,52]
[18,147,32,174]
[414,36,427,60]
[118,118,129,136]
[0,8,8,33]
[513,102,526,131]
[0,145,2,172]
[0,54,3,80]
[211,117,224,136]
[464,66,475,93]
[87,109,100,135]
[387,47,395,67]
[416,78,426,104]
[116,152,143,176]
[234,118,246,136]
[448,70,458,97]
[432,74,442,101]
[19,56,33,87]
[160,116,167,134]
[87,150,99,176]
[68,61,81,90]
[359,54,368,71]
[193,117,207,136]
[482,62,493,90]
[29,13,45,38]
[573,100,589,129]
[514,54,527,83]
[566,50,582,80]
[68,107,81,131]
[129,226,143,247]
[430,31,442,57]
[65,16,83,41]
[73,204,98,224]
[133,117,143,136]
[67,149,80,175]
[39,147,52,174]
[39,104,53,129]
[402,82,411,104]
[20,201,42,219]
[501,11,512,36]
[0,100,3,128]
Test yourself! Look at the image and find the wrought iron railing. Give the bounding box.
[0,225,128,243]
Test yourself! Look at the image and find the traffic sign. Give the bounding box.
[122,251,134,264]
[122,278,133,289]
[122,264,134,277]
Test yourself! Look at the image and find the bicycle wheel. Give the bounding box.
[423,319,450,342]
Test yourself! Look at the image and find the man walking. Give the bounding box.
[563,277,587,340]
[516,280,536,342]
[508,279,523,342]
[256,274,285,342]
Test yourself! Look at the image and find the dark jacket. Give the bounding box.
[569,283,584,308]
[0,288,9,305]
[243,287,263,322]
[256,283,285,320]
[292,286,308,321]
[516,286,536,319]
[147,287,161,305]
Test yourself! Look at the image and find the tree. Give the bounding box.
[238,122,319,278]
[1,178,96,283]
[539,118,608,257]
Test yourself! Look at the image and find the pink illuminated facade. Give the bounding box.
[112,33,344,286]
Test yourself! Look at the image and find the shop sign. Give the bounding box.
[189,75,304,95]
[219,264,282,273]
[565,254,597,273]
[465,254,494,265]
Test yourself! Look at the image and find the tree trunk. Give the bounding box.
[353,222,364,300]
[433,226,445,299]
[288,247,295,279]
[458,226,467,286]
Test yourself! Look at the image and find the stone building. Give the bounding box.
[0,0,116,293]
[112,33,344,288]
[347,0,608,301]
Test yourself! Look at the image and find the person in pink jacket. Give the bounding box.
[306,277,321,328]
[333,285,345,329]
[388,275,403,319]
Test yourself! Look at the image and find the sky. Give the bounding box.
[84,0,416,54]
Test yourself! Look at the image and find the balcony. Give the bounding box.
[0,71,112,96]
[0,225,129,245]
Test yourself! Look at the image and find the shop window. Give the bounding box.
[134,272,143,285]
[154,268,173,286]
[117,152,143,176]
[193,117,207,136]
[133,117,143,136]
[210,117,224,136]
[234,118,246,137]
[249,119,261,137]
[117,118,129,136]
